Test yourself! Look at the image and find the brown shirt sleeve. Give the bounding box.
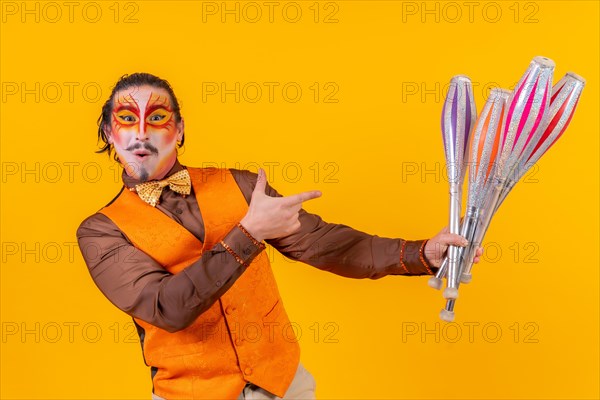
[230,169,435,278]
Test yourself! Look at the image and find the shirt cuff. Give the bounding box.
[220,225,265,266]
[400,239,436,275]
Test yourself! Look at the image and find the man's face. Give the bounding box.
[106,85,183,182]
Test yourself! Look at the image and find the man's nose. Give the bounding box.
[136,119,149,140]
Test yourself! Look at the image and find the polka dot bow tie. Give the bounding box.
[134,169,191,207]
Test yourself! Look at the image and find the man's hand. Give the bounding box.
[240,169,322,242]
[424,226,484,268]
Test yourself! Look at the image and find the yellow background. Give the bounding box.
[1,1,598,398]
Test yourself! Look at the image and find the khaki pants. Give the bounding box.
[151,363,316,400]
[237,363,316,400]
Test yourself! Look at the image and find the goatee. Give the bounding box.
[139,169,150,182]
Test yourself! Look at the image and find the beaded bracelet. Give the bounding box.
[220,240,249,268]
[399,240,409,274]
[236,222,266,250]
[419,240,433,275]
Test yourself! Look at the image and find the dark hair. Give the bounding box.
[96,73,185,160]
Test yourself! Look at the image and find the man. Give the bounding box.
[77,73,482,400]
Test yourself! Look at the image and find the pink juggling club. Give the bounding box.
[459,57,554,287]
[499,72,586,205]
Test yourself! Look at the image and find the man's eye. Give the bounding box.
[115,111,138,124]
[147,110,172,125]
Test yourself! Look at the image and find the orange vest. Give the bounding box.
[99,167,300,399]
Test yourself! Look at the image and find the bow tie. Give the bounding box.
[134,169,191,207]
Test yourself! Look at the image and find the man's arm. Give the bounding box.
[231,169,435,279]
[269,211,433,278]
[76,213,263,333]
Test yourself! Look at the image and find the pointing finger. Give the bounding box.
[283,190,322,205]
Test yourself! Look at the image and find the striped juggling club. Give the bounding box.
[439,76,477,301]
[498,72,586,207]
[478,56,555,240]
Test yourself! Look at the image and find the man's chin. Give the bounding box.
[121,160,152,181]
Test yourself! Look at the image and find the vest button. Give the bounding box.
[215,281,222,287]
[175,208,183,215]
[244,367,253,376]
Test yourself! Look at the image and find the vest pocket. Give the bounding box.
[262,299,283,322]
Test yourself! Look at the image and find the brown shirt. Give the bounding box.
[76,160,435,333]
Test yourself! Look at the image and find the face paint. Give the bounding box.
[108,86,182,182]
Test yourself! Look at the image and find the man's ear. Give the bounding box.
[177,118,185,142]
[104,124,113,144]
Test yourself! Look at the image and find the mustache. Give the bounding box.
[126,142,159,154]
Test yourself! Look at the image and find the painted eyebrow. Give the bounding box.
[113,104,140,115]
[145,104,172,115]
